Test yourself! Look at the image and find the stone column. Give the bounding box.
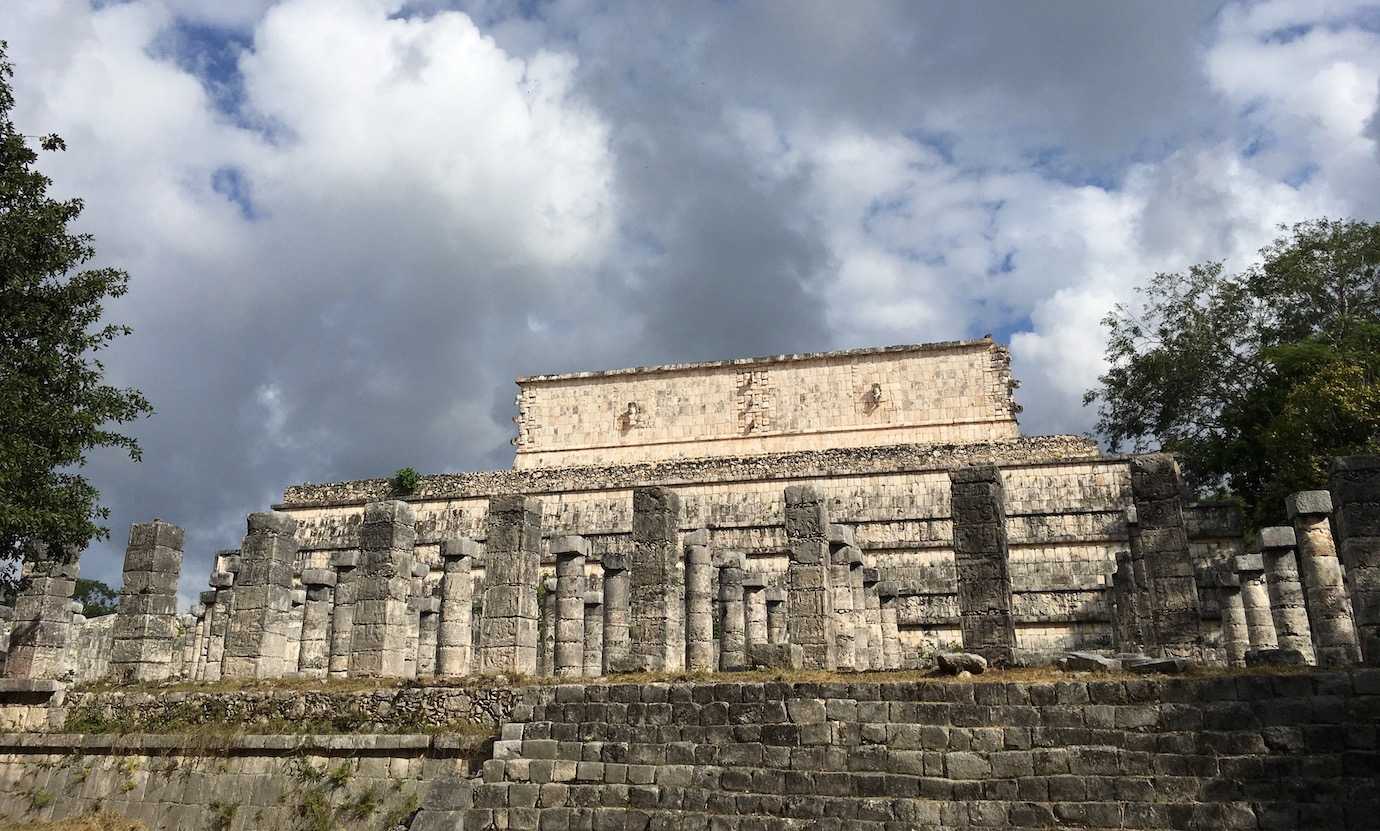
[204,559,236,683]
[826,525,857,670]
[297,568,336,679]
[348,501,416,678]
[766,588,788,646]
[284,589,306,675]
[717,551,747,671]
[949,465,1017,664]
[1124,508,1160,654]
[110,520,185,683]
[188,604,207,681]
[1288,490,1362,667]
[1110,550,1142,652]
[861,568,884,668]
[552,535,588,678]
[404,563,428,680]
[848,550,872,671]
[436,538,476,677]
[583,589,604,678]
[743,575,768,651]
[626,487,684,673]
[601,551,630,674]
[477,495,542,675]
[327,550,360,680]
[1330,456,1380,664]
[878,582,901,670]
[683,530,715,672]
[417,596,439,678]
[1259,527,1316,665]
[222,514,296,679]
[784,485,835,670]
[1235,552,1278,651]
[540,577,557,676]
[1129,454,1203,658]
[6,542,81,681]
[193,590,216,681]
[1214,568,1249,668]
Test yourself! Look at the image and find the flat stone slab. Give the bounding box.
[936,652,988,675]
[1058,652,1121,672]
[1246,647,1309,667]
[1126,657,1193,675]
[0,679,63,693]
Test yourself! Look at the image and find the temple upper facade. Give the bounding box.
[512,338,1021,468]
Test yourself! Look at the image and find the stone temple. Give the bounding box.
[1,338,1377,831]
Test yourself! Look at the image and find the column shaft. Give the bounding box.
[327,551,359,679]
[949,465,1017,663]
[861,570,883,668]
[766,590,787,646]
[297,569,336,679]
[717,552,746,671]
[626,487,683,672]
[784,485,835,670]
[879,586,901,670]
[6,543,81,681]
[348,501,417,678]
[1260,527,1316,664]
[436,539,476,676]
[1129,454,1203,658]
[477,496,542,675]
[553,536,588,678]
[827,525,857,670]
[1289,491,1362,667]
[744,576,768,651]
[583,591,604,678]
[1330,456,1380,664]
[601,553,630,674]
[684,536,715,672]
[111,520,185,683]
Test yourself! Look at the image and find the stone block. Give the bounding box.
[1260,526,1298,550]
[301,568,337,587]
[1287,490,1333,517]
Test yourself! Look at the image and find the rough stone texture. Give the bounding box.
[552,535,588,678]
[717,552,747,672]
[582,590,603,678]
[204,553,237,683]
[861,569,884,668]
[743,575,768,652]
[348,501,417,678]
[1128,454,1204,659]
[1125,507,1160,655]
[878,582,902,669]
[1110,550,1143,652]
[326,549,359,680]
[948,465,1018,665]
[827,526,858,670]
[848,549,872,671]
[437,538,476,677]
[625,487,683,673]
[1289,490,1364,667]
[1330,455,1380,665]
[601,552,630,674]
[684,536,715,672]
[296,571,334,679]
[110,520,184,684]
[784,485,836,670]
[1235,552,1278,652]
[746,641,802,670]
[1216,572,1249,668]
[540,576,557,677]
[222,513,297,680]
[5,542,80,682]
[477,496,542,675]
[1259,527,1317,666]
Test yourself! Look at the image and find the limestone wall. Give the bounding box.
[513,340,1021,467]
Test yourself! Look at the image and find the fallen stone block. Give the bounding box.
[936,652,988,675]
[1058,652,1121,672]
[1245,648,1309,668]
[747,642,803,671]
[1126,657,1193,675]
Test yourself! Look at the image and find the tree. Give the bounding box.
[0,42,153,574]
[73,577,120,617]
[1084,218,1380,526]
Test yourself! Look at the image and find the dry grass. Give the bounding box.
[0,813,146,831]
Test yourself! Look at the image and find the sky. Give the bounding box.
[6,0,1380,604]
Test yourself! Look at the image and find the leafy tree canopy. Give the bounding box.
[1085,217,1380,525]
[0,42,153,572]
[73,577,119,617]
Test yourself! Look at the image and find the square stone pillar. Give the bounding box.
[1124,508,1160,654]
[347,501,416,679]
[192,591,215,681]
[683,529,715,672]
[766,588,788,646]
[949,465,1017,664]
[297,568,336,679]
[1110,550,1142,652]
[552,535,588,678]
[861,568,883,668]
[716,551,747,671]
[743,574,768,651]
[626,487,684,673]
[1234,552,1278,651]
[110,520,185,683]
[1288,490,1363,667]
[540,577,557,676]
[327,550,360,680]
[1259,527,1316,665]
[6,542,81,681]
[826,525,857,670]
[1129,454,1204,659]
[583,589,604,678]
[477,495,542,675]
[847,549,871,671]
[284,589,306,675]
[404,563,429,680]
[204,557,236,683]
[601,551,630,673]
[1330,456,1380,664]
[437,538,476,677]
[878,582,902,670]
[784,485,835,671]
[222,513,295,680]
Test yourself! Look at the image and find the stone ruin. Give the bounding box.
[0,338,1377,830]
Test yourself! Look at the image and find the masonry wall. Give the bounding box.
[512,340,1021,468]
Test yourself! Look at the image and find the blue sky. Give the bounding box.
[7,0,1380,602]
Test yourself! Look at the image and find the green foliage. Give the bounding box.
[73,578,119,616]
[390,467,420,496]
[28,788,53,810]
[1085,218,1380,524]
[0,42,153,570]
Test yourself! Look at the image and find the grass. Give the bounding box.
[0,814,146,831]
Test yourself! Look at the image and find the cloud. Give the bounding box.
[5,0,1380,607]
